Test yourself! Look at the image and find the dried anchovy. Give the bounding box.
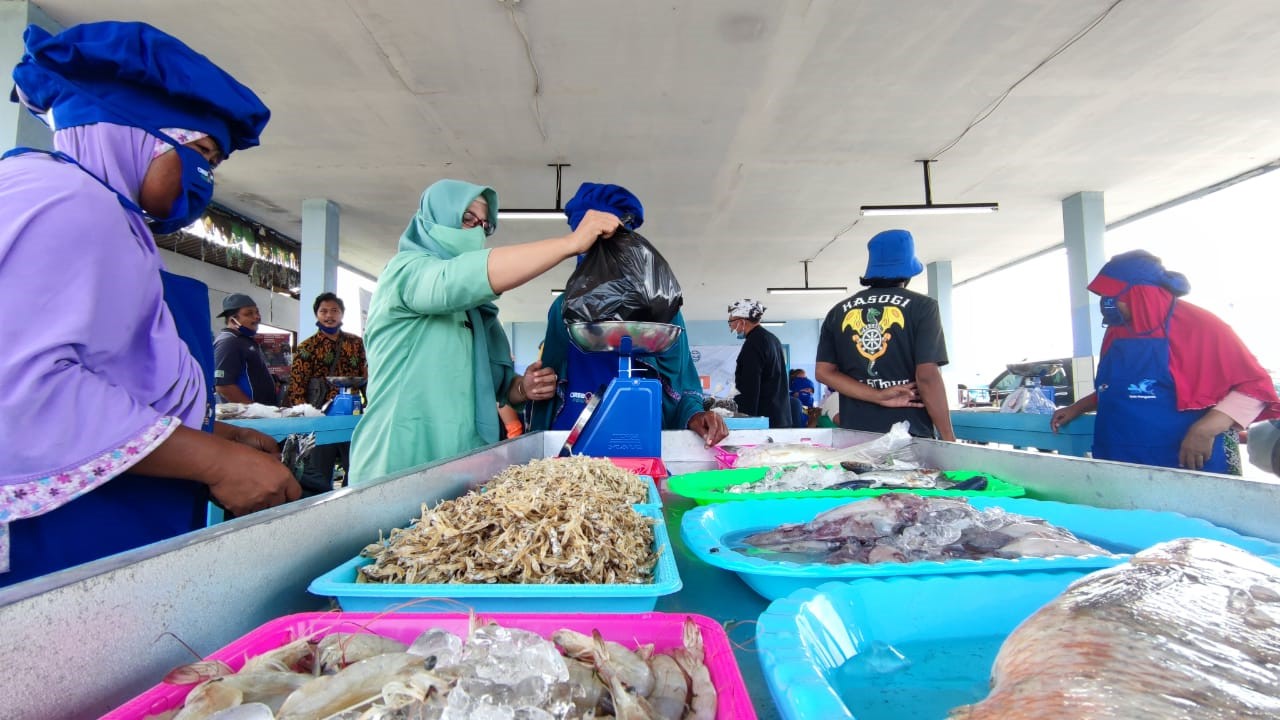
[358,458,657,585]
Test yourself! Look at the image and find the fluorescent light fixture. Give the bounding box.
[498,163,572,222]
[550,289,564,297]
[766,287,847,295]
[760,321,786,327]
[767,260,847,295]
[861,203,998,216]
[860,160,999,217]
[498,209,565,220]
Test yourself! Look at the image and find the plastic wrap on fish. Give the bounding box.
[741,495,1109,565]
[951,538,1280,719]
[729,421,919,469]
[725,465,986,494]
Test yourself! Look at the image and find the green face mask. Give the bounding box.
[426,223,486,259]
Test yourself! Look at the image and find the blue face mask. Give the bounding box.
[317,321,341,335]
[147,142,215,235]
[731,321,746,340]
[236,324,257,338]
[1100,296,1125,327]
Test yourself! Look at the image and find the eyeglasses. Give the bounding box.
[462,210,495,236]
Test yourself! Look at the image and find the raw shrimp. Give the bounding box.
[646,653,690,720]
[608,674,661,720]
[317,633,410,673]
[669,620,716,720]
[204,704,273,720]
[239,637,317,675]
[174,672,311,720]
[275,652,426,720]
[554,628,655,697]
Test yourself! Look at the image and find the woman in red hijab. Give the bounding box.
[1052,250,1280,473]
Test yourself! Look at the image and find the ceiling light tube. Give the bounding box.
[760,321,786,327]
[498,210,567,220]
[766,286,848,295]
[549,289,564,296]
[860,203,998,216]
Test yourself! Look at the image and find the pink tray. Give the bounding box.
[607,456,670,481]
[103,611,755,720]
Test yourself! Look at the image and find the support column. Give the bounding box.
[1062,191,1107,399]
[1,2,58,152]
[926,260,955,406]
[299,198,340,342]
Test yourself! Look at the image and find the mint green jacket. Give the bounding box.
[348,248,514,485]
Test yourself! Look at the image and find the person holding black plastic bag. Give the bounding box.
[526,183,728,447]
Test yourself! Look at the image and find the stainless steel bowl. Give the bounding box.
[566,321,684,354]
[326,376,367,388]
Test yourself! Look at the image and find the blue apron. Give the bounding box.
[1,146,216,586]
[1092,321,1228,472]
[551,344,620,430]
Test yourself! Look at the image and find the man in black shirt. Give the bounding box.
[213,293,280,406]
[816,229,955,440]
[729,299,791,428]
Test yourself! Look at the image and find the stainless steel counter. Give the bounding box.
[3,429,1278,718]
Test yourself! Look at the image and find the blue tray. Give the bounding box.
[682,496,1280,600]
[308,506,681,613]
[756,574,1086,720]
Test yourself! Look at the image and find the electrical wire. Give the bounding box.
[506,3,549,142]
[807,219,859,262]
[929,0,1126,160]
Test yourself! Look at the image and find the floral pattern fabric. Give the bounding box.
[0,415,178,573]
[285,331,368,407]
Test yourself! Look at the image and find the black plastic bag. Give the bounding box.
[562,227,683,323]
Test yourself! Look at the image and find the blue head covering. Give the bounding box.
[1090,249,1191,297]
[564,182,644,230]
[11,22,270,155]
[863,229,924,279]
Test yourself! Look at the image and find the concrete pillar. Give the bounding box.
[926,260,955,406]
[299,199,340,342]
[1062,191,1107,398]
[0,2,58,152]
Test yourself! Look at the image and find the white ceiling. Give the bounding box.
[34,0,1280,321]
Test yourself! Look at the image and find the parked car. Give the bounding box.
[967,358,1076,409]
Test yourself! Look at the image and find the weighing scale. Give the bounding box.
[325,376,366,416]
[558,321,683,457]
[1006,361,1063,406]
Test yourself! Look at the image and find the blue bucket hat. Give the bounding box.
[11,22,270,155]
[564,182,644,230]
[864,229,924,279]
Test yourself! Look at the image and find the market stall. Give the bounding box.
[3,428,1279,718]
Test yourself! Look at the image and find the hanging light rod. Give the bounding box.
[767,260,847,295]
[860,160,998,216]
[498,163,572,219]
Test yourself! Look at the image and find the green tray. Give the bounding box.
[667,466,1025,505]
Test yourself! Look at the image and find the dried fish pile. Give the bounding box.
[164,616,717,720]
[359,457,656,585]
[484,456,649,505]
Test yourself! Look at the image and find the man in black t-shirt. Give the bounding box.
[816,229,955,440]
[213,293,280,406]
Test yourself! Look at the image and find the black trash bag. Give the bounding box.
[561,226,683,323]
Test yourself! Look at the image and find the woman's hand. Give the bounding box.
[564,210,622,255]
[1050,403,1083,433]
[1179,409,1235,470]
[511,361,558,404]
[876,383,922,408]
[213,421,280,454]
[688,411,730,447]
[206,442,301,515]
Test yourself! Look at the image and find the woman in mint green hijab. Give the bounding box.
[349,179,621,483]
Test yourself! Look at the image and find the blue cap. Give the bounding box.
[11,22,270,155]
[564,182,644,230]
[864,229,924,279]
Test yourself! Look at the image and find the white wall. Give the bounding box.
[160,249,300,334]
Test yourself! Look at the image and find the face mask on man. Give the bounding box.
[730,320,746,340]
[1100,296,1126,327]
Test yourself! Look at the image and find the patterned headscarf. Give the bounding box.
[150,128,208,159]
[728,299,766,322]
